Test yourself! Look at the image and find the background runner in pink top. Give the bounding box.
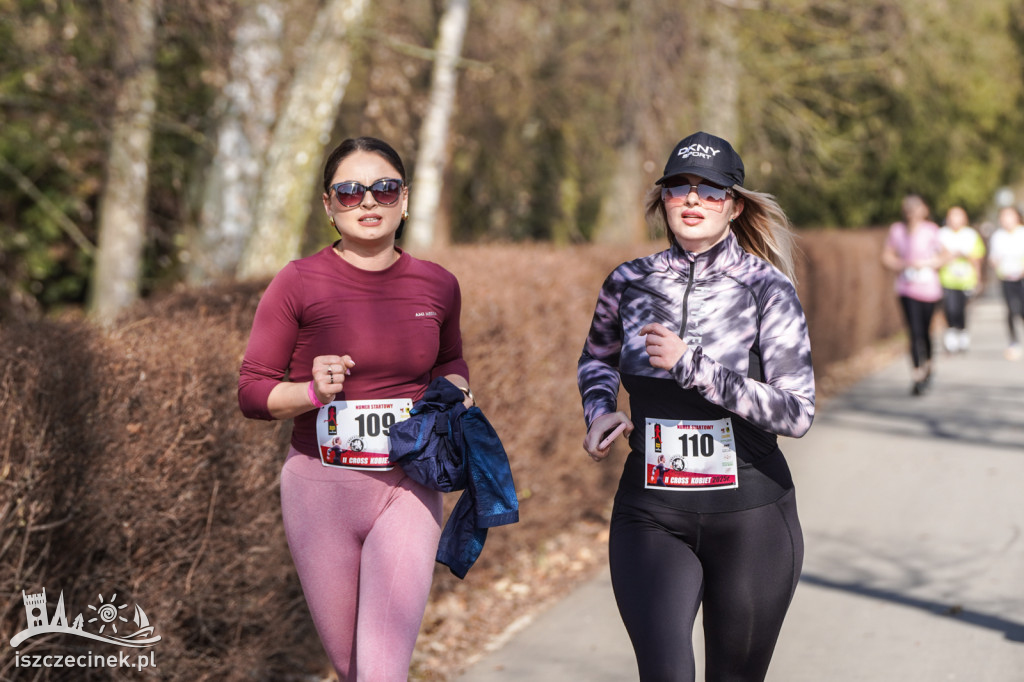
[238,137,471,681]
[882,194,949,395]
[885,218,944,302]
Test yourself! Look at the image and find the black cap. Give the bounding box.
[656,131,744,188]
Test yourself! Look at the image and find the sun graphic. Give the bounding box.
[87,593,129,634]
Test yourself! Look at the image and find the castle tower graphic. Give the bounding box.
[23,589,48,628]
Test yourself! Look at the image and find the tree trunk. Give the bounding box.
[405,0,471,250]
[88,0,158,323]
[184,0,285,284]
[700,0,740,143]
[593,9,646,245]
[237,0,369,281]
[593,139,646,244]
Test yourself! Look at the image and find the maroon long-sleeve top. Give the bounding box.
[238,246,470,457]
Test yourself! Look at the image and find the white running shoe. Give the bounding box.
[943,329,960,354]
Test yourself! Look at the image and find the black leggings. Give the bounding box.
[942,288,969,331]
[1001,279,1024,344]
[898,296,937,368]
[608,489,803,682]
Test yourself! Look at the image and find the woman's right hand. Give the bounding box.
[583,411,633,462]
[312,354,355,402]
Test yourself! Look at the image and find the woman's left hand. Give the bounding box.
[639,323,688,370]
[444,373,474,408]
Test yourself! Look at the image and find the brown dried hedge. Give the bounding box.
[0,230,898,681]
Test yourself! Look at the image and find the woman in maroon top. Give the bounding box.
[239,137,473,680]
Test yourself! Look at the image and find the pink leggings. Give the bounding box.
[280,448,443,681]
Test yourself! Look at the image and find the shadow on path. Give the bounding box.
[799,572,1024,643]
[817,380,1024,452]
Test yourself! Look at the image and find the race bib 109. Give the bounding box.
[316,399,413,471]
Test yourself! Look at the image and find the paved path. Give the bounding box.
[455,297,1024,681]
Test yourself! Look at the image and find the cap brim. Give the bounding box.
[656,167,737,188]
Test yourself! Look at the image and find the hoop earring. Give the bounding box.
[402,210,409,221]
[329,216,336,226]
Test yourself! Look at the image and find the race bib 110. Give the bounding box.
[644,417,738,491]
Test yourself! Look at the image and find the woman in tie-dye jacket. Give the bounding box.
[578,131,815,682]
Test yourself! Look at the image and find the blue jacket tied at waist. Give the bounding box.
[388,377,519,578]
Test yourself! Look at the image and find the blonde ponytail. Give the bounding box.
[730,186,797,284]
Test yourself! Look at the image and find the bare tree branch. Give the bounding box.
[0,156,96,256]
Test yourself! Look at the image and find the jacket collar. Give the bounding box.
[665,231,744,278]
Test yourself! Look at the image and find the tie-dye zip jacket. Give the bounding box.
[578,232,815,452]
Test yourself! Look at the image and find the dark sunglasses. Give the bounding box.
[330,178,404,207]
[661,183,733,212]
